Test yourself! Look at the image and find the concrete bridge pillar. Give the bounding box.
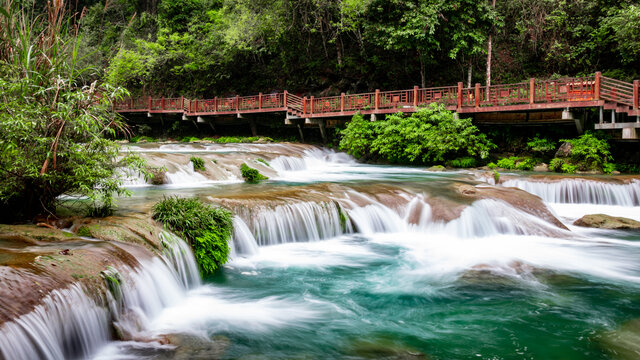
[249,118,258,137]
[318,119,327,144]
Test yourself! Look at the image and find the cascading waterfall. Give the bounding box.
[502,178,640,205]
[238,201,352,246]
[0,284,110,360]
[270,148,355,172]
[0,231,200,360]
[230,217,260,257]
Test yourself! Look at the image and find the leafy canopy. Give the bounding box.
[340,104,494,165]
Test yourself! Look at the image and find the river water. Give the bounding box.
[5,143,640,360]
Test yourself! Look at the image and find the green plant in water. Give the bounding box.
[152,196,233,274]
[190,157,205,171]
[240,164,268,183]
[515,157,536,171]
[255,158,270,167]
[487,162,497,169]
[76,226,92,237]
[493,170,500,184]
[549,158,565,172]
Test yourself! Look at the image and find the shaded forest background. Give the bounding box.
[39,0,640,97]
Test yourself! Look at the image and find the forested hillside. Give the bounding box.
[71,0,639,97]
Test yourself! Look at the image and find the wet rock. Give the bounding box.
[555,142,572,157]
[573,214,640,230]
[147,166,167,185]
[533,163,549,172]
[348,338,430,360]
[426,165,445,172]
[599,319,640,360]
[457,184,477,195]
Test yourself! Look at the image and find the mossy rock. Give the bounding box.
[574,214,640,230]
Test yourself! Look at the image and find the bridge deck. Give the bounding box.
[114,72,639,120]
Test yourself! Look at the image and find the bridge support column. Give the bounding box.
[611,110,616,124]
[297,120,306,142]
[622,128,638,140]
[599,107,603,124]
[318,119,327,144]
[370,113,377,122]
[249,118,258,137]
[452,112,460,120]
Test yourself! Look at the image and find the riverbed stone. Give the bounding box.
[555,142,572,157]
[533,163,549,172]
[573,214,640,230]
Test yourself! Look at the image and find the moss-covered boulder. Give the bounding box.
[574,214,640,230]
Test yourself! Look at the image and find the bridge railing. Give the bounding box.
[601,76,635,107]
[419,86,458,106]
[287,94,304,113]
[534,76,596,103]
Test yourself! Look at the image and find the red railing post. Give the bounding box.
[594,71,601,100]
[235,95,239,112]
[529,78,535,104]
[214,97,218,112]
[161,97,165,110]
[457,82,463,110]
[259,92,263,110]
[130,97,134,109]
[148,96,152,111]
[634,80,639,110]
[180,96,184,111]
[341,93,345,112]
[310,96,314,115]
[194,99,198,113]
[303,97,307,114]
[375,89,380,110]
[284,91,288,108]
[413,86,418,107]
[475,83,480,108]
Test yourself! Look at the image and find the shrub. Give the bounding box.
[340,104,494,164]
[240,164,268,183]
[526,137,556,154]
[616,163,640,174]
[561,163,577,174]
[190,157,205,171]
[130,136,156,143]
[603,162,616,174]
[549,158,565,172]
[493,170,500,184]
[152,197,233,274]
[487,162,497,169]
[496,158,516,169]
[448,157,477,168]
[181,136,200,142]
[561,132,612,171]
[515,157,536,171]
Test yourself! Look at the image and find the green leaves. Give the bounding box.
[152,196,233,274]
[340,104,495,165]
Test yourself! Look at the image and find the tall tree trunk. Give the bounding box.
[467,60,472,88]
[419,53,426,88]
[486,0,496,87]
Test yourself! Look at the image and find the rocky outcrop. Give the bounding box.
[0,215,164,326]
[573,214,640,230]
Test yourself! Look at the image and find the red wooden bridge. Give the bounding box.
[115,71,639,136]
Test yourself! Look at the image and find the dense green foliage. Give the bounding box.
[72,0,637,98]
[240,164,268,183]
[190,157,205,171]
[340,104,494,165]
[152,196,233,274]
[448,157,477,169]
[0,0,145,221]
[527,137,556,155]
[547,133,613,174]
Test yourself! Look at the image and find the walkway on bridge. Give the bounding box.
[115,72,639,134]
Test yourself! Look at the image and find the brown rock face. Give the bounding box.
[573,214,640,230]
[555,142,573,157]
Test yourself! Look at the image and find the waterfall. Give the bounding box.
[164,161,209,185]
[230,217,260,257]
[270,148,355,173]
[0,231,200,360]
[0,284,110,360]
[239,201,352,246]
[502,178,640,205]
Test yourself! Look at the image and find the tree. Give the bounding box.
[0,0,145,221]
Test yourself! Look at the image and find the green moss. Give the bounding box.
[240,163,268,183]
[255,158,270,167]
[76,226,92,237]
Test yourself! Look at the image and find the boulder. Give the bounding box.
[426,165,445,172]
[555,142,572,157]
[573,214,640,230]
[533,163,549,172]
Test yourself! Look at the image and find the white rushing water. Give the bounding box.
[502,178,640,205]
